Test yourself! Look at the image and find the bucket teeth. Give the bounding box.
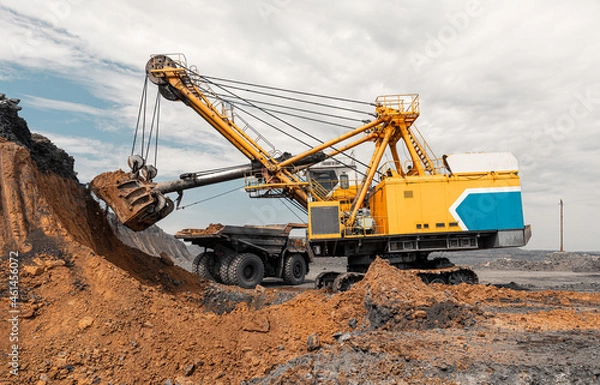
[90,170,174,231]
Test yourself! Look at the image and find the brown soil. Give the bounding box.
[1,127,600,384]
[178,223,225,236]
[89,169,157,228]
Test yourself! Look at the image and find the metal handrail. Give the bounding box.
[375,94,420,115]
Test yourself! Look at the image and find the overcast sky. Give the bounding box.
[1,1,599,251]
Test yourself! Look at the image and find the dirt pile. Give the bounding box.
[352,258,478,330]
[476,251,600,272]
[250,274,600,385]
[89,169,130,190]
[0,107,364,383]
[0,138,197,289]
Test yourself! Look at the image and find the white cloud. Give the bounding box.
[35,131,124,180]
[24,95,105,116]
[35,130,247,182]
[2,0,599,250]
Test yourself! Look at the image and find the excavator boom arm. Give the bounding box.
[91,54,435,231]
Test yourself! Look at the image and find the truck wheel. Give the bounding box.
[192,252,219,282]
[283,254,306,285]
[219,253,237,285]
[229,253,264,289]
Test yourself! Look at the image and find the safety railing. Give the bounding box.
[375,94,420,116]
[309,179,330,201]
[307,175,363,201]
[377,158,449,178]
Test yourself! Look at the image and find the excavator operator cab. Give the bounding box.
[308,158,357,195]
[309,168,338,192]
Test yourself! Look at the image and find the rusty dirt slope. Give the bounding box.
[1,102,600,384]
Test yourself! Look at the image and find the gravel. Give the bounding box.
[476,252,600,272]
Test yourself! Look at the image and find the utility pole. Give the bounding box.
[559,199,564,252]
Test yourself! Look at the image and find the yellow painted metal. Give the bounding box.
[388,141,405,177]
[147,55,520,239]
[158,70,274,165]
[375,94,420,123]
[396,121,435,176]
[346,124,394,227]
[150,62,313,206]
[370,171,521,235]
[372,94,436,177]
[245,181,310,189]
[327,184,358,203]
[407,124,438,173]
[277,118,384,169]
[151,59,432,218]
[308,201,342,239]
[320,132,378,162]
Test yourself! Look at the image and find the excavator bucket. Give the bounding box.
[90,170,174,231]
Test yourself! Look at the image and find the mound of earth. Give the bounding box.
[1,100,600,384]
[352,258,479,330]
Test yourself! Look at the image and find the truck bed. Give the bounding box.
[175,223,307,256]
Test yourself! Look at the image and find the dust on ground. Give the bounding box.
[1,101,599,384]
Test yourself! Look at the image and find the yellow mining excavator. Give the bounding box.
[92,54,531,290]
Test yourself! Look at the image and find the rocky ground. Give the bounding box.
[1,97,600,384]
[474,251,600,292]
[475,251,600,273]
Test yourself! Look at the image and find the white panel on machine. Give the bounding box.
[444,152,519,174]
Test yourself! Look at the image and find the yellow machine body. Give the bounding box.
[308,168,526,243]
[370,172,523,236]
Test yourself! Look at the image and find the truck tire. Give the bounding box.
[283,253,307,285]
[229,253,264,289]
[219,252,237,285]
[192,252,219,282]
